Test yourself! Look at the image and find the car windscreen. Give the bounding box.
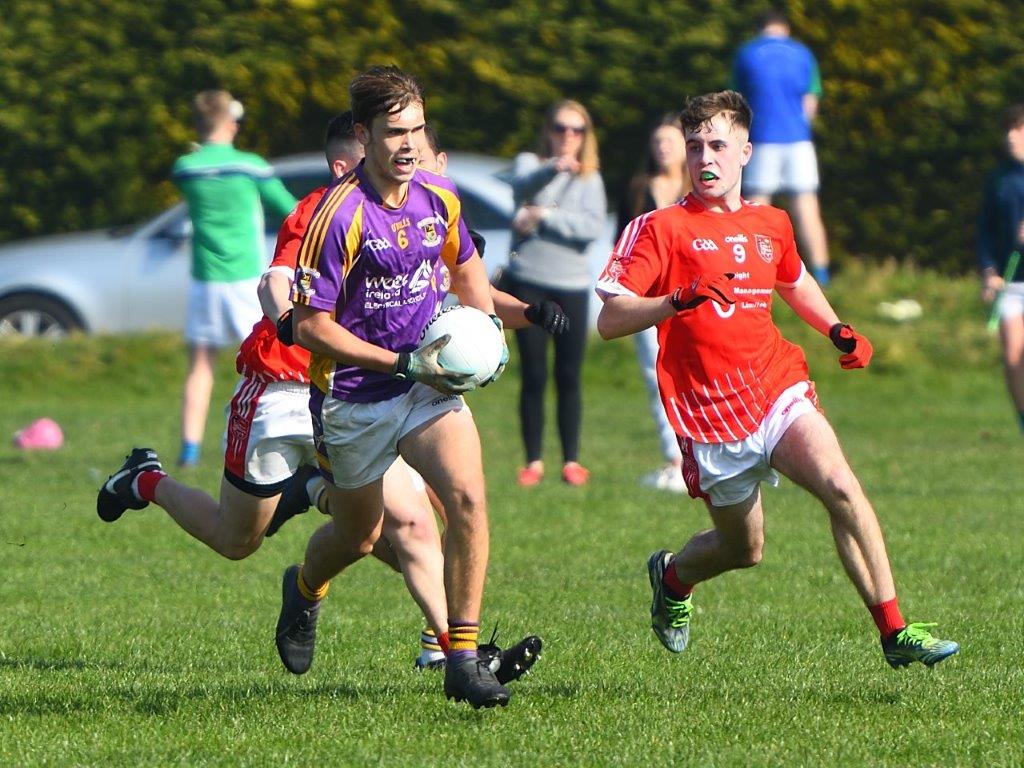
[457,187,509,230]
[265,172,332,233]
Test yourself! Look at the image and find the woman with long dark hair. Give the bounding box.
[617,114,690,493]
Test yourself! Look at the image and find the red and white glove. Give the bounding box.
[829,323,873,369]
[670,273,736,312]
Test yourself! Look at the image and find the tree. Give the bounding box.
[1,0,1021,271]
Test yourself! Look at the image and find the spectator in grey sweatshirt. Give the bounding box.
[504,99,607,487]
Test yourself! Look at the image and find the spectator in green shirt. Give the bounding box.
[171,90,297,467]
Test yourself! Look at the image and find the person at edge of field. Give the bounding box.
[280,64,519,710]
[617,113,691,494]
[171,90,297,468]
[413,122,569,333]
[505,99,607,487]
[97,112,548,685]
[733,8,831,286]
[978,104,1024,433]
[595,90,959,670]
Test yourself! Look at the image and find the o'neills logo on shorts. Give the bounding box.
[430,394,460,407]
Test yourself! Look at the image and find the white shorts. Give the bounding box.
[743,141,820,195]
[313,383,466,489]
[223,379,315,495]
[185,277,262,347]
[680,380,820,507]
[997,282,1024,320]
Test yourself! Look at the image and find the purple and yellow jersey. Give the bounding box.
[291,162,476,402]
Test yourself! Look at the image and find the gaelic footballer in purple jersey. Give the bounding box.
[292,162,475,403]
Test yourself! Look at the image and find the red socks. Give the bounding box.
[869,598,905,636]
[135,470,167,503]
[662,558,694,600]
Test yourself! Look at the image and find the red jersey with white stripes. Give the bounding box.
[596,193,809,443]
[235,187,326,383]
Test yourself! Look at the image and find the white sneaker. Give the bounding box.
[640,465,686,494]
[414,648,446,670]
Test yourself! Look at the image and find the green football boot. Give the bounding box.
[881,622,959,668]
[647,550,693,653]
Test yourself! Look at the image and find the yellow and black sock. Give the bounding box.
[296,564,329,602]
[421,627,443,654]
[448,620,479,658]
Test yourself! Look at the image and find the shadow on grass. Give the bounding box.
[765,676,907,708]
[514,681,581,699]
[810,687,903,706]
[0,656,121,672]
[0,675,585,718]
[130,681,369,716]
[0,675,419,717]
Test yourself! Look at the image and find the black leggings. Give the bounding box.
[504,276,590,464]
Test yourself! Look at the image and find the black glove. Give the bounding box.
[828,323,873,369]
[524,300,569,335]
[469,229,486,257]
[276,309,295,346]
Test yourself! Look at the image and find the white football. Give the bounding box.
[419,305,505,387]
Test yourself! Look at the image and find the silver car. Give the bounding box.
[0,152,613,338]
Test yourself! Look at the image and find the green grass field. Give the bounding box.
[2,265,1023,766]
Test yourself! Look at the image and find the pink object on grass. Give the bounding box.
[13,418,64,450]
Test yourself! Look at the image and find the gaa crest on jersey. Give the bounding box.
[295,265,320,299]
[754,234,774,263]
[417,214,444,248]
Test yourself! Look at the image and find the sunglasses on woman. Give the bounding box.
[551,122,586,136]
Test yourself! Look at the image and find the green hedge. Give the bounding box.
[1,0,1021,271]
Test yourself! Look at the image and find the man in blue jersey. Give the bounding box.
[733,9,831,285]
[978,104,1024,432]
[275,66,512,709]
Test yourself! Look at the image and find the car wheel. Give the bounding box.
[0,294,83,339]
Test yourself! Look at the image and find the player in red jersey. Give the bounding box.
[97,114,366,557]
[596,91,958,669]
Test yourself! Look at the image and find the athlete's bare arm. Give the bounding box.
[258,269,293,321]
[449,255,496,316]
[775,273,840,336]
[489,287,531,330]
[596,293,676,340]
[293,304,399,372]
